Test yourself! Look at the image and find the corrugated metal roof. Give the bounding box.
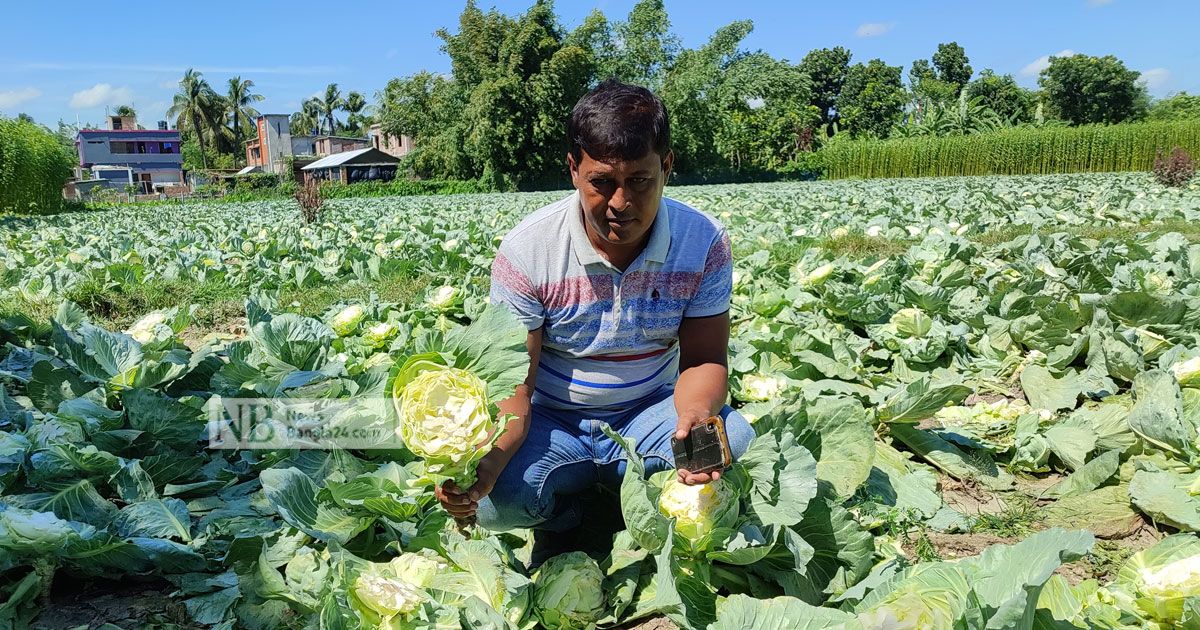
[302,147,399,170]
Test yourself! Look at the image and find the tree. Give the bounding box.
[167,69,219,169]
[344,91,369,135]
[291,99,322,136]
[113,105,136,118]
[799,46,851,129]
[965,69,1035,123]
[16,113,35,124]
[909,42,972,106]
[611,0,679,89]
[1038,54,1147,125]
[225,77,263,149]
[713,54,818,170]
[1148,92,1200,121]
[932,42,972,94]
[316,83,344,135]
[838,59,906,138]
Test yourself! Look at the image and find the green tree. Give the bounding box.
[344,91,369,135]
[799,46,851,129]
[113,105,136,117]
[1038,54,1147,124]
[291,99,322,136]
[225,77,263,149]
[316,83,344,135]
[965,69,1035,123]
[714,54,818,170]
[910,42,972,105]
[1149,92,1200,121]
[660,20,754,175]
[932,42,972,94]
[16,113,35,124]
[167,69,219,169]
[838,59,906,138]
[611,0,679,89]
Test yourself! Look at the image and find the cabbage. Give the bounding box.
[330,304,366,336]
[532,551,606,629]
[799,262,836,288]
[857,591,956,629]
[363,321,398,349]
[125,311,170,344]
[1171,356,1200,388]
[394,359,497,486]
[389,549,446,588]
[1110,534,1200,625]
[428,285,462,311]
[737,373,787,402]
[658,476,740,545]
[0,507,78,554]
[353,574,425,619]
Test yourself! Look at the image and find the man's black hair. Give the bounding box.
[568,79,670,164]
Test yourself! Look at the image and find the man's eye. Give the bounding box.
[629,178,648,185]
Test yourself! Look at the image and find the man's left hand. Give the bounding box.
[674,412,722,486]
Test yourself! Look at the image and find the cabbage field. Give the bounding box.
[3,172,1200,628]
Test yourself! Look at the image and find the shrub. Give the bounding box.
[1153,146,1196,187]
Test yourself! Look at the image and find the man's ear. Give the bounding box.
[567,152,579,188]
[661,150,674,180]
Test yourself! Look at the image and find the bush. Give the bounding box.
[0,118,75,214]
[1153,147,1196,187]
[294,179,324,224]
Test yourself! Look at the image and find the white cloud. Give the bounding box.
[0,87,41,109]
[1019,49,1077,77]
[69,83,134,109]
[159,79,179,89]
[1087,0,1114,6]
[855,22,893,38]
[1139,67,1171,92]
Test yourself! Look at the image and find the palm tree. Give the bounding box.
[316,83,344,135]
[114,104,137,117]
[166,69,219,169]
[344,91,368,135]
[225,77,263,148]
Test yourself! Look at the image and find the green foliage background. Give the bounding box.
[0,118,74,214]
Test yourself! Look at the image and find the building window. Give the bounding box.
[110,141,134,154]
[137,142,148,154]
[111,119,122,130]
[160,142,175,154]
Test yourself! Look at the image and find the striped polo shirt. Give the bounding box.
[489,191,732,410]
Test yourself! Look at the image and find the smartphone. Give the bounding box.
[671,415,733,474]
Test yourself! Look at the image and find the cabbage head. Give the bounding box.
[1171,356,1200,389]
[330,304,367,337]
[428,285,463,311]
[737,373,787,403]
[1111,534,1200,626]
[0,507,79,554]
[393,357,497,486]
[363,321,398,349]
[353,574,425,620]
[532,551,606,630]
[658,476,740,545]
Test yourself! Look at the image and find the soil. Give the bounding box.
[938,476,1006,516]
[30,576,195,630]
[919,531,1014,560]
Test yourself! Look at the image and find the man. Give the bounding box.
[436,79,753,562]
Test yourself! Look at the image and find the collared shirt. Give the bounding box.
[489,191,732,410]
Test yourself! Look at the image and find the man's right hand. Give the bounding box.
[436,479,478,520]
[435,450,505,520]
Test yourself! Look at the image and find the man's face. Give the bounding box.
[569,148,674,247]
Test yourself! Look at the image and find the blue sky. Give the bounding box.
[2,0,1196,128]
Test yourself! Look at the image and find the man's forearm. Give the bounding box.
[491,383,533,468]
[674,363,728,420]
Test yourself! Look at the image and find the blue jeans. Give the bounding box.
[475,385,754,532]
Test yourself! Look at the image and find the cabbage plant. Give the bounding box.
[532,551,606,629]
[658,475,741,546]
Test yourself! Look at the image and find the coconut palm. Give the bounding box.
[344,91,368,135]
[114,104,137,118]
[225,77,263,147]
[316,83,344,135]
[166,69,219,169]
[291,98,322,136]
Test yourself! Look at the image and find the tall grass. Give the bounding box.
[822,120,1200,179]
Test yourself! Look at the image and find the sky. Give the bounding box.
[1,0,1196,128]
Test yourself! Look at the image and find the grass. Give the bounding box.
[970,495,1043,538]
[1085,540,1137,583]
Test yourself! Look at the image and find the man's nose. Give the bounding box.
[610,186,630,212]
